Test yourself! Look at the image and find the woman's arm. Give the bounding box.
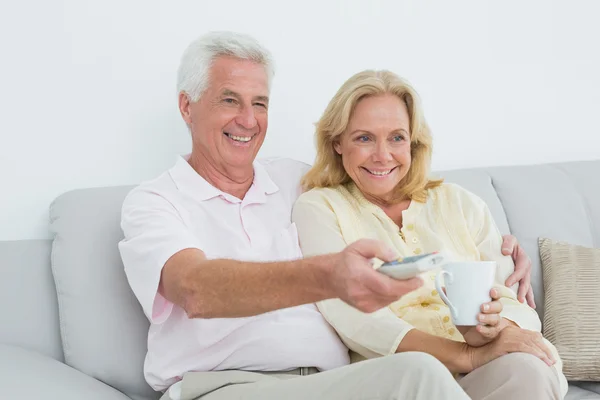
[292,193,414,357]
[292,191,471,371]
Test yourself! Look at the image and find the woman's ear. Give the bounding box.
[333,140,342,155]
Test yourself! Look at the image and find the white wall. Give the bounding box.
[1,0,599,241]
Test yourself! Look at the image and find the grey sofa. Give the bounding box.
[1,159,599,400]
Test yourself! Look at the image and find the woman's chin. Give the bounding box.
[360,185,398,200]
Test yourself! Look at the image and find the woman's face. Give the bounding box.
[334,94,412,201]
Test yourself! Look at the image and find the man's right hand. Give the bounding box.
[467,325,556,371]
[326,239,423,313]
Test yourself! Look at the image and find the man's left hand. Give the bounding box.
[501,234,535,309]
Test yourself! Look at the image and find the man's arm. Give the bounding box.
[160,248,335,318]
[160,240,423,319]
[501,235,535,308]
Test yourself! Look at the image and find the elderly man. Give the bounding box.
[119,31,535,400]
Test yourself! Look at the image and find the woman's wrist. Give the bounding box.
[450,341,477,374]
[396,329,476,374]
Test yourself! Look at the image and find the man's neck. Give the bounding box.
[188,151,254,200]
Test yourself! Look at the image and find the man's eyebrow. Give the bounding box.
[254,95,269,104]
[221,89,240,98]
[221,90,269,104]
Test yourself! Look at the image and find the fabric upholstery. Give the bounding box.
[49,186,160,400]
[0,239,63,361]
[539,237,600,381]
[0,344,130,400]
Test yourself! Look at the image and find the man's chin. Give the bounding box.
[224,153,258,168]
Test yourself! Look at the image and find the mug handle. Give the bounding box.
[435,270,458,321]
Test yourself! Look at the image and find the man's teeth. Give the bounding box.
[226,133,252,142]
[367,169,393,176]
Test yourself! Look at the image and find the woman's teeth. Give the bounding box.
[225,133,252,142]
[367,169,393,176]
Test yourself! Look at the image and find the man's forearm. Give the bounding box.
[397,329,473,374]
[161,249,339,319]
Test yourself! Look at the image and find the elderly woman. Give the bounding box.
[292,70,567,399]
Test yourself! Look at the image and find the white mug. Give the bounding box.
[434,261,496,326]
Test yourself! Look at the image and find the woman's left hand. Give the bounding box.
[457,288,512,347]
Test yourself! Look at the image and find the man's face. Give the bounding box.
[180,56,269,170]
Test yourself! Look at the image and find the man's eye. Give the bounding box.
[223,98,237,104]
[254,103,267,109]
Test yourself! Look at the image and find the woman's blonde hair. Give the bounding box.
[301,70,442,203]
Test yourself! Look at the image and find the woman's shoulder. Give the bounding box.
[296,185,352,205]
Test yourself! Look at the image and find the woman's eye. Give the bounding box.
[392,135,405,142]
[357,135,370,142]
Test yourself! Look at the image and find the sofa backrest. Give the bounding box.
[43,158,599,399]
[440,160,600,320]
[49,186,160,400]
[0,239,63,362]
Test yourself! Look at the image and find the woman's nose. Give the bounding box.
[373,143,393,162]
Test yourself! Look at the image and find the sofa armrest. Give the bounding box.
[0,344,132,400]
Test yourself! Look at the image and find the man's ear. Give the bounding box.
[178,92,192,125]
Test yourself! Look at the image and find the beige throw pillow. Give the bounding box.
[539,237,600,381]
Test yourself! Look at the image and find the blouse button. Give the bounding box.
[448,328,456,336]
[406,224,415,231]
[443,316,450,323]
[431,290,438,296]
[412,237,419,244]
[414,248,422,255]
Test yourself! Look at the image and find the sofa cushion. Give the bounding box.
[0,344,131,400]
[0,240,63,361]
[50,186,161,400]
[441,161,600,321]
[540,237,600,381]
[566,384,600,399]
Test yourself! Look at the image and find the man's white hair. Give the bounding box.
[177,31,275,102]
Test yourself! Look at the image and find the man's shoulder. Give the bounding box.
[258,157,310,178]
[122,170,177,210]
[258,157,311,193]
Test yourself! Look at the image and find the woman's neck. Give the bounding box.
[363,192,411,227]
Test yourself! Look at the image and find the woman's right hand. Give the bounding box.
[469,325,556,371]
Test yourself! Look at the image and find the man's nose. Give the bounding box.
[236,106,258,130]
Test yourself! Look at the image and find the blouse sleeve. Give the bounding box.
[292,192,414,358]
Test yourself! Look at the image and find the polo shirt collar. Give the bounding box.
[169,154,279,202]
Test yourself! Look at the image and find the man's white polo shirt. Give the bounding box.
[118,155,350,392]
